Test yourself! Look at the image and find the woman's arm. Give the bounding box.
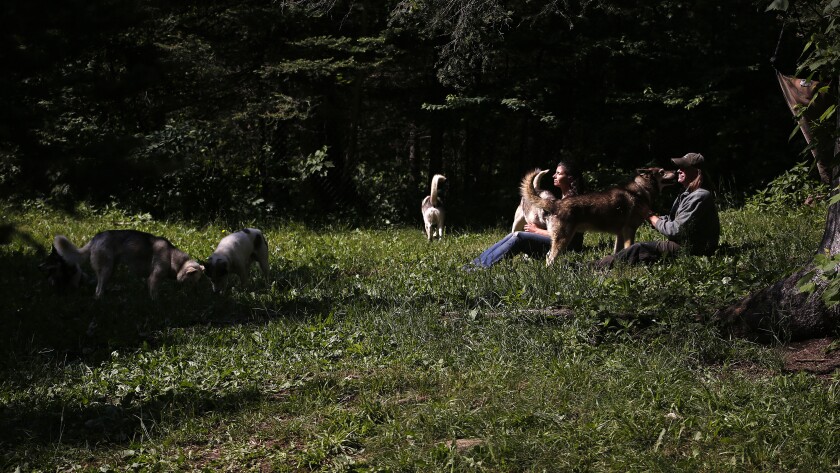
[523,223,550,237]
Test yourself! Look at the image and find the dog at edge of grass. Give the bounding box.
[421,174,446,241]
[511,169,555,232]
[53,230,204,299]
[39,244,85,291]
[521,167,678,265]
[204,228,269,294]
[0,223,81,292]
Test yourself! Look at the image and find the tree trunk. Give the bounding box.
[717,76,840,342]
[715,150,840,343]
[408,123,419,192]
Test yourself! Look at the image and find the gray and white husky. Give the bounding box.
[421,174,446,241]
[511,169,555,232]
[54,230,204,299]
[204,228,269,293]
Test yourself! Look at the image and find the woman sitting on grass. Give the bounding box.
[463,160,586,270]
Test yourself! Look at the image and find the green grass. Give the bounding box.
[0,202,838,472]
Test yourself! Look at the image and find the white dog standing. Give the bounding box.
[421,174,446,241]
[204,228,270,293]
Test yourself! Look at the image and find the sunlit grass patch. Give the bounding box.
[0,202,836,471]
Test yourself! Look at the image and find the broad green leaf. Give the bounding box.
[821,261,840,273]
[795,271,816,290]
[818,104,836,123]
[821,283,840,306]
[799,281,817,294]
[814,253,839,272]
[814,253,829,267]
[807,58,829,70]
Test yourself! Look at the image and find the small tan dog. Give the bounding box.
[421,174,446,241]
[521,167,678,265]
[511,169,554,232]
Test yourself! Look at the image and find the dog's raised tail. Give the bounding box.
[429,174,446,206]
[531,169,546,192]
[53,235,90,266]
[521,169,554,212]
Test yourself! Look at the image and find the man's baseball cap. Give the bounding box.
[671,152,704,168]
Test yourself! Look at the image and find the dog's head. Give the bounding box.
[177,260,205,284]
[636,167,679,190]
[203,256,229,293]
[38,245,82,291]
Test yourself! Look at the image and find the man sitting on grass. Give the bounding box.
[595,152,720,268]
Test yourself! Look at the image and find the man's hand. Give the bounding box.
[639,204,658,226]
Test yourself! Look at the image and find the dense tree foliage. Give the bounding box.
[0,0,810,224]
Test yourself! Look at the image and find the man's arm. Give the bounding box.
[653,190,710,238]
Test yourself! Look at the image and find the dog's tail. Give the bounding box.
[53,235,91,266]
[429,174,446,206]
[254,231,266,251]
[531,169,545,192]
[521,169,554,212]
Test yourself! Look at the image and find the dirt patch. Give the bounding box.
[443,438,485,452]
[780,337,840,377]
[723,360,777,381]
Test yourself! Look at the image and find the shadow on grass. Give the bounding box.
[5,256,334,326]
[0,385,263,448]
[0,252,353,454]
[0,252,398,379]
[0,251,345,378]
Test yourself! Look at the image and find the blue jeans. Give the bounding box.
[471,232,553,268]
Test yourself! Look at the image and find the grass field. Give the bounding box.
[1,202,838,472]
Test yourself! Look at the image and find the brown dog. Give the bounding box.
[521,167,678,265]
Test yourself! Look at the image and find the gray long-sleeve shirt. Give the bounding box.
[654,188,720,255]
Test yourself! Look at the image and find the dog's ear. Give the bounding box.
[179,264,203,282]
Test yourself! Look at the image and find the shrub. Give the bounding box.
[745,161,830,211]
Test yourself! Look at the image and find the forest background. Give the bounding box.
[4,1,840,470]
[0,0,828,226]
